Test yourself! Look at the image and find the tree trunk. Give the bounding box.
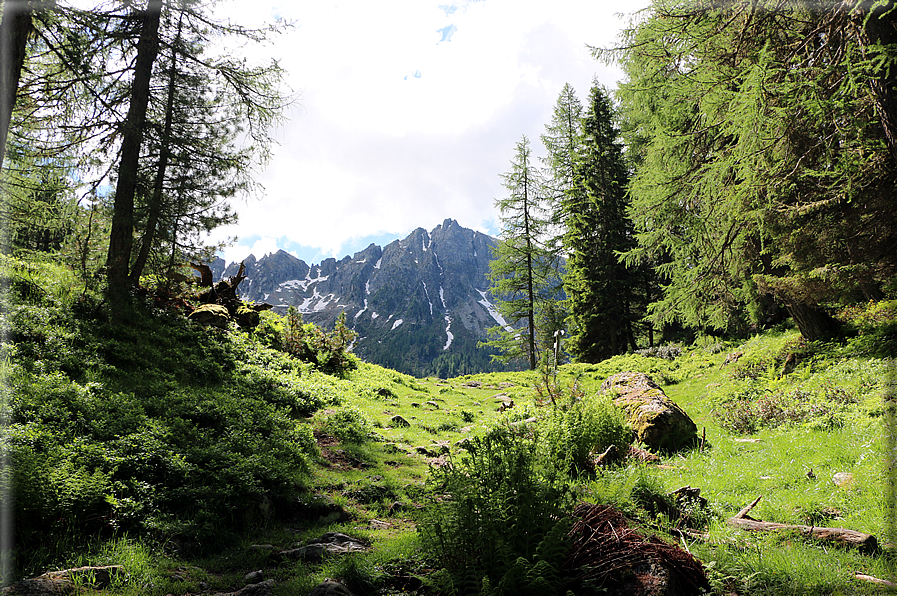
[859,1,897,164]
[728,496,878,554]
[130,7,183,285]
[106,0,163,309]
[786,302,841,341]
[0,0,53,172]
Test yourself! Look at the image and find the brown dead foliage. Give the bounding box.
[566,503,710,596]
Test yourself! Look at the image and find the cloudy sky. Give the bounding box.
[209,0,650,266]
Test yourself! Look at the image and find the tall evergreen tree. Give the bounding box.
[541,82,583,258]
[563,83,635,362]
[610,0,897,341]
[106,0,163,309]
[483,135,553,369]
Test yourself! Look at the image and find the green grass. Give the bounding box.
[3,255,897,594]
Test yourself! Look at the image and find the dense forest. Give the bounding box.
[2,1,897,595]
[484,0,897,369]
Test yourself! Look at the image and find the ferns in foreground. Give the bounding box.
[420,426,575,593]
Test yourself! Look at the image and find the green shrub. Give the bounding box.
[323,406,374,444]
[420,426,574,590]
[282,307,358,375]
[539,395,631,473]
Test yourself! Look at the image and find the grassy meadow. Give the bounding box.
[2,254,896,595]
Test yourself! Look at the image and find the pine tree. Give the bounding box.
[482,135,553,369]
[562,83,635,362]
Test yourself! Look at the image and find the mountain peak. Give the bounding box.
[217,221,510,376]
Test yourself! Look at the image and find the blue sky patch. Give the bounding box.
[437,24,457,43]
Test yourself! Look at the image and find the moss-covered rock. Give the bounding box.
[601,371,697,452]
[189,303,231,329]
[236,305,261,329]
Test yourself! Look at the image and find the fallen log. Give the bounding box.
[855,573,897,589]
[727,496,878,554]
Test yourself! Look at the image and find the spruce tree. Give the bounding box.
[541,83,583,257]
[563,83,635,362]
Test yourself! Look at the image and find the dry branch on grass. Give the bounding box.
[727,496,878,554]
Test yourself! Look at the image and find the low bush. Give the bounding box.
[420,426,574,593]
[539,395,631,473]
[3,261,326,556]
[323,406,374,444]
[282,307,358,375]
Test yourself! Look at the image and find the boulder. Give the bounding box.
[235,305,260,329]
[189,303,231,328]
[1,566,123,596]
[212,579,275,596]
[601,372,697,452]
[389,415,410,427]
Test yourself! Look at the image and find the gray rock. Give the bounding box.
[213,579,275,596]
[390,414,410,427]
[389,501,407,514]
[1,566,123,596]
[281,533,367,562]
[601,372,697,452]
[833,472,855,487]
[189,303,231,328]
[243,570,265,584]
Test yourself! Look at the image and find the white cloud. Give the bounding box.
[207,0,650,263]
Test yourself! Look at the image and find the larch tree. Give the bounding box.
[0,0,290,308]
[610,0,897,341]
[483,135,553,369]
[105,0,163,308]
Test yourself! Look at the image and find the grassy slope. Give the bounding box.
[3,256,896,595]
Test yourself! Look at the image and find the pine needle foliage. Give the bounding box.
[610,0,897,340]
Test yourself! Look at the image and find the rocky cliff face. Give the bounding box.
[219,219,515,377]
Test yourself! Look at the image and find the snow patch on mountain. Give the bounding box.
[477,289,513,331]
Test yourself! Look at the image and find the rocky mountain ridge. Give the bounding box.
[216,219,516,377]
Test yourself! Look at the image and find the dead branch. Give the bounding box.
[728,496,878,554]
[855,573,897,589]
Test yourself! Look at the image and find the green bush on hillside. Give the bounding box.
[539,395,631,473]
[323,406,374,444]
[2,259,325,550]
[420,426,574,594]
[282,307,358,375]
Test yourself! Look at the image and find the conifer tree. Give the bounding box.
[610,0,897,341]
[0,0,289,307]
[541,83,583,257]
[483,135,553,369]
[562,83,635,362]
